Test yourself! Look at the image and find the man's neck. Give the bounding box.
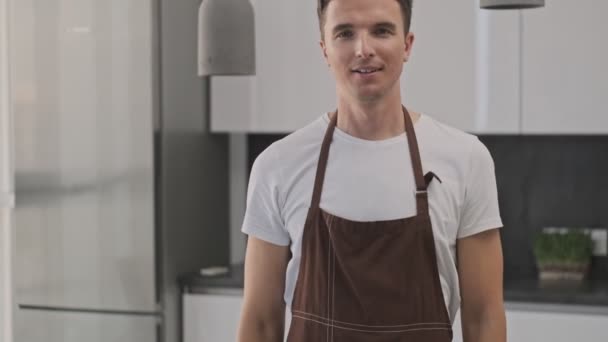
[335,95,419,141]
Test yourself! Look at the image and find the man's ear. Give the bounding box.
[404,31,415,62]
[320,40,330,66]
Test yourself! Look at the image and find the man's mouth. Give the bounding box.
[352,67,383,74]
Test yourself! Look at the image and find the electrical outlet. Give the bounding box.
[590,229,608,256]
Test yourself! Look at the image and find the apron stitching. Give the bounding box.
[291,310,450,328]
[291,315,451,333]
[288,108,453,340]
[326,215,336,342]
[326,225,331,342]
[331,241,335,342]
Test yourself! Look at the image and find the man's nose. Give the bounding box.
[355,34,375,58]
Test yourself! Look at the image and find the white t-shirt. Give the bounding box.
[241,112,503,323]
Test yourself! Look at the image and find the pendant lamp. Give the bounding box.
[197,0,256,76]
[481,0,545,9]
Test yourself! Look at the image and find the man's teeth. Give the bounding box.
[356,68,379,73]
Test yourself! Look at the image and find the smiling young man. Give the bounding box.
[238,0,506,341]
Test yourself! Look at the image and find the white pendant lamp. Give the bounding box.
[481,0,545,9]
[197,0,256,76]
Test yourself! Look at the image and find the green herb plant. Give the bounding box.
[533,230,593,270]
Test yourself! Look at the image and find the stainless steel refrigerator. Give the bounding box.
[9,1,230,341]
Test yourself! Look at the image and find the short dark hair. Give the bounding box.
[317,0,414,39]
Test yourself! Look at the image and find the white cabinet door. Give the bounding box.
[522,1,608,134]
[405,0,477,132]
[506,309,608,341]
[1,2,14,340]
[183,293,243,342]
[407,1,521,134]
[183,296,608,342]
[250,0,334,133]
[15,308,158,342]
[211,0,333,133]
[453,308,608,341]
[482,10,521,134]
[0,0,11,198]
[11,0,157,312]
[212,0,520,134]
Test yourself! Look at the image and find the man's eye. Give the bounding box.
[337,31,353,39]
[375,28,391,35]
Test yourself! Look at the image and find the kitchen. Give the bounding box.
[2,0,608,341]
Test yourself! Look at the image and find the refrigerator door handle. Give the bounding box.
[0,192,14,209]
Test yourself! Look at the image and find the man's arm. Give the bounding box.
[457,228,506,342]
[238,236,290,342]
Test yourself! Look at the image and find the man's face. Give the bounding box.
[320,0,414,103]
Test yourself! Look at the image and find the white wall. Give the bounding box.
[0,0,14,340]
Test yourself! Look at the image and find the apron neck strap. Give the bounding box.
[310,111,338,211]
[310,107,429,213]
[402,105,427,192]
[402,105,430,216]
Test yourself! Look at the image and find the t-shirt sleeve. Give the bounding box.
[457,138,503,239]
[241,145,291,246]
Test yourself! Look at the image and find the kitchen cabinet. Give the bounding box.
[183,293,243,342]
[15,308,157,342]
[452,307,608,342]
[408,3,522,134]
[521,1,608,134]
[211,0,333,133]
[482,10,521,134]
[184,292,294,342]
[505,309,608,341]
[0,0,10,199]
[183,293,608,341]
[406,1,521,134]
[210,0,520,134]
[398,0,478,132]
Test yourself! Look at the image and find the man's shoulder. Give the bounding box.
[279,114,327,148]
[420,114,495,176]
[421,114,483,154]
[422,114,478,143]
[251,114,326,175]
[260,114,326,158]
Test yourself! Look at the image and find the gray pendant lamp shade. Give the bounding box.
[198,0,256,76]
[481,0,544,9]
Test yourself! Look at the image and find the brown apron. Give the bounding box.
[286,106,453,342]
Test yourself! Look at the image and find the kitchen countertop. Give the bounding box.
[180,264,245,295]
[504,277,608,307]
[179,264,608,314]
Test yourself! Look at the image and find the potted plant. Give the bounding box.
[533,229,593,282]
